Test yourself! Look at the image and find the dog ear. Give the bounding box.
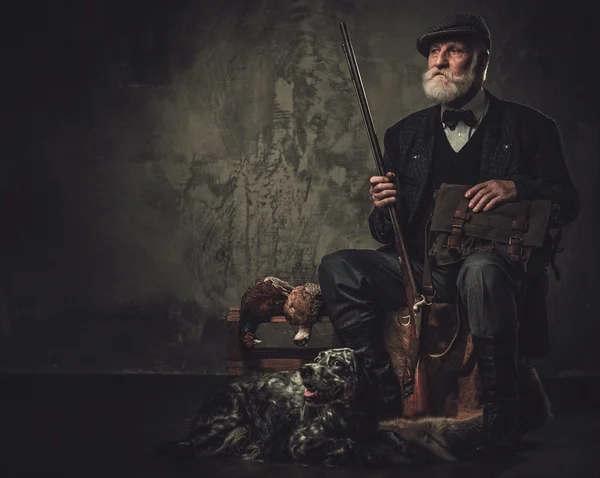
[354,352,372,371]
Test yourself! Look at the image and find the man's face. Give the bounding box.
[421,39,483,103]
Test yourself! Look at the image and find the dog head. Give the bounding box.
[298,348,376,410]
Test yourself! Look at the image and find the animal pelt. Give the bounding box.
[283,283,326,346]
[382,308,552,430]
[377,415,483,463]
[378,365,552,463]
[159,348,525,468]
[239,277,294,348]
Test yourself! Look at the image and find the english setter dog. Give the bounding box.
[163,348,493,467]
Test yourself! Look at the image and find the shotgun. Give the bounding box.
[339,22,430,412]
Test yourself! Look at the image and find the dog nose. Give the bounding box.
[299,365,313,378]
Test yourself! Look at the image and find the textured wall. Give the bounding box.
[0,0,597,374]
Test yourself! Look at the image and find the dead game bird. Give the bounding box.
[239,277,294,348]
[283,283,325,346]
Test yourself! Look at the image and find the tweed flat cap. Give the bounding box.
[416,13,491,57]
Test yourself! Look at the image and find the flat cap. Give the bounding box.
[416,13,491,57]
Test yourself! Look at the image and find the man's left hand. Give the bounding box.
[464,180,517,212]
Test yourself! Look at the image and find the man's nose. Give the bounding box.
[434,54,448,69]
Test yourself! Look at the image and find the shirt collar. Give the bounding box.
[440,88,489,124]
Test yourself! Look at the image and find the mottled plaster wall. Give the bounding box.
[0,0,597,374]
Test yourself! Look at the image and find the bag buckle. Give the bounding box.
[447,225,463,251]
[508,235,523,259]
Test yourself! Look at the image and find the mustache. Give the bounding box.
[421,63,476,104]
[422,67,463,82]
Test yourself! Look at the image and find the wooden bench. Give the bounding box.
[226,308,341,376]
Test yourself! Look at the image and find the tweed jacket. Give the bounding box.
[369,90,580,247]
[367,90,580,357]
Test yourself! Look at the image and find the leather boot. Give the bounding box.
[472,333,521,453]
[371,360,403,420]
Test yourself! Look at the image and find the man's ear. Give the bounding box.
[476,49,490,72]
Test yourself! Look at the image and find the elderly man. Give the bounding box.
[318,13,579,452]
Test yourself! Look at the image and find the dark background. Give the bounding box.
[0,0,596,376]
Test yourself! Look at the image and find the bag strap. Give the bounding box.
[545,226,564,281]
[446,187,471,252]
[423,188,446,302]
[507,200,531,261]
[422,206,461,361]
[423,215,436,303]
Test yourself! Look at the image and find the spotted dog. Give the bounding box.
[163,348,497,467]
[168,349,380,465]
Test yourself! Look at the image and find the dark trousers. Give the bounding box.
[318,245,525,366]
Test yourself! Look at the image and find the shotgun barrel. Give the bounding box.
[340,22,428,403]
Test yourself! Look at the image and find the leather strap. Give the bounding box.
[507,200,531,261]
[447,187,471,252]
[548,227,564,281]
[423,216,435,303]
[422,201,460,360]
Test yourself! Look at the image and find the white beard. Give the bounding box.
[421,61,477,104]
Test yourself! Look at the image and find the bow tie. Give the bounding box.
[442,109,478,130]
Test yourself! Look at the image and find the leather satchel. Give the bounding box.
[429,183,553,266]
[418,182,553,376]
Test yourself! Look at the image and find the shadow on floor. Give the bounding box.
[1,374,599,477]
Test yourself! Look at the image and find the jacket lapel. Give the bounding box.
[479,90,513,180]
[417,104,439,183]
[407,105,439,228]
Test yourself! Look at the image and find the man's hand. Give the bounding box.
[464,180,518,212]
[369,172,399,210]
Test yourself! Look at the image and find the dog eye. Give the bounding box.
[314,356,321,363]
[333,360,343,367]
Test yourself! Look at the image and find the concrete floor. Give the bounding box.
[2,374,599,478]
